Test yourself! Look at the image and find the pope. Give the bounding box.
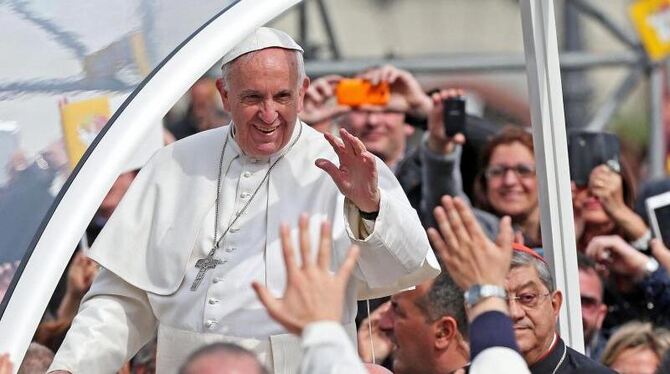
[48,27,439,374]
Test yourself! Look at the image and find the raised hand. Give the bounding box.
[584,235,649,279]
[0,354,12,374]
[588,164,625,216]
[300,75,350,129]
[316,128,380,213]
[252,215,359,335]
[358,65,432,116]
[427,196,514,291]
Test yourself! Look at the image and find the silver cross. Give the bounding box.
[190,255,226,291]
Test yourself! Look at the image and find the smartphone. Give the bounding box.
[443,97,466,137]
[335,79,390,106]
[646,191,670,248]
[567,130,620,187]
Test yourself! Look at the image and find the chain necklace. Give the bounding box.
[190,124,303,291]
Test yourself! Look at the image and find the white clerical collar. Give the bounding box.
[228,119,303,163]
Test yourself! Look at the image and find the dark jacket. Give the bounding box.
[530,336,615,374]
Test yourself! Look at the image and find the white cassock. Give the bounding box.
[49,121,440,374]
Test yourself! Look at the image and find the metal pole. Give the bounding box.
[520,0,585,352]
[567,0,641,50]
[650,65,666,179]
[315,0,341,59]
[584,68,644,131]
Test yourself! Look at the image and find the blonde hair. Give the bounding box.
[601,321,670,367]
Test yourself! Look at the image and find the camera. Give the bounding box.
[567,130,620,187]
[443,97,466,137]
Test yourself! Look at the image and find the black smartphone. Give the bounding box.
[567,130,620,187]
[443,97,466,137]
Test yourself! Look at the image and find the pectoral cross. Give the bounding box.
[190,255,226,291]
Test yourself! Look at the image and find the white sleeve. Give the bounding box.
[469,347,530,374]
[48,268,157,373]
[300,321,367,374]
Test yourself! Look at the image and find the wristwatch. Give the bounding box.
[464,284,507,309]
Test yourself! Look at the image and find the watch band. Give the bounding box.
[359,209,379,220]
[464,284,507,309]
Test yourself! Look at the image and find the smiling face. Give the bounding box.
[339,109,409,167]
[485,142,539,219]
[217,48,308,157]
[505,265,562,366]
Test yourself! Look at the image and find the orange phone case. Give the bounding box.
[335,79,390,106]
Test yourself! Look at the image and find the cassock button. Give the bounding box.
[242,171,252,178]
[240,192,250,199]
[230,227,239,233]
[205,320,217,329]
[213,277,223,284]
[225,247,236,253]
[208,298,218,305]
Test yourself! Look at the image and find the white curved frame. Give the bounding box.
[0,0,584,368]
[0,0,300,366]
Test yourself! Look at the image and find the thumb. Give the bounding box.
[315,158,344,187]
[496,216,514,252]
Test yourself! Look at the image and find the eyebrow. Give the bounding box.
[510,281,540,293]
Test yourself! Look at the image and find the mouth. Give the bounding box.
[253,124,278,134]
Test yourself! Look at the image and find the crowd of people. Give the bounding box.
[2,26,670,373]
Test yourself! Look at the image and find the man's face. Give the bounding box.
[505,265,562,366]
[218,48,308,158]
[579,269,607,344]
[379,282,435,374]
[339,109,409,165]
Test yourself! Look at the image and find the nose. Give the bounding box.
[502,168,520,186]
[365,111,384,127]
[259,99,279,124]
[508,298,526,323]
[378,307,394,333]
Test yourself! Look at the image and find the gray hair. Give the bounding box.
[220,49,305,90]
[511,251,555,293]
[179,342,268,374]
[416,271,469,340]
[18,343,54,374]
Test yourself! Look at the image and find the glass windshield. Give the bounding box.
[0,0,237,305]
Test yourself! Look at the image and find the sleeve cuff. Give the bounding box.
[302,321,352,347]
[469,311,519,359]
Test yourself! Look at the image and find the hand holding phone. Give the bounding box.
[567,131,620,187]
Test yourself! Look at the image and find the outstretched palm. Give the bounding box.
[316,128,380,213]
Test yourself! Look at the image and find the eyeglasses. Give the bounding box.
[506,292,551,309]
[485,164,536,180]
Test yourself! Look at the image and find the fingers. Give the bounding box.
[280,223,299,277]
[317,220,332,270]
[298,214,313,268]
[323,132,346,158]
[453,196,485,241]
[497,216,514,253]
[340,128,364,156]
[336,245,360,283]
[442,196,472,245]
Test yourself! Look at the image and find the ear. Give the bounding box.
[595,303,607,328]
[296,76,310,113]
[551,290,563,321]
[434,316,458,350]
[216,78,231,112]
